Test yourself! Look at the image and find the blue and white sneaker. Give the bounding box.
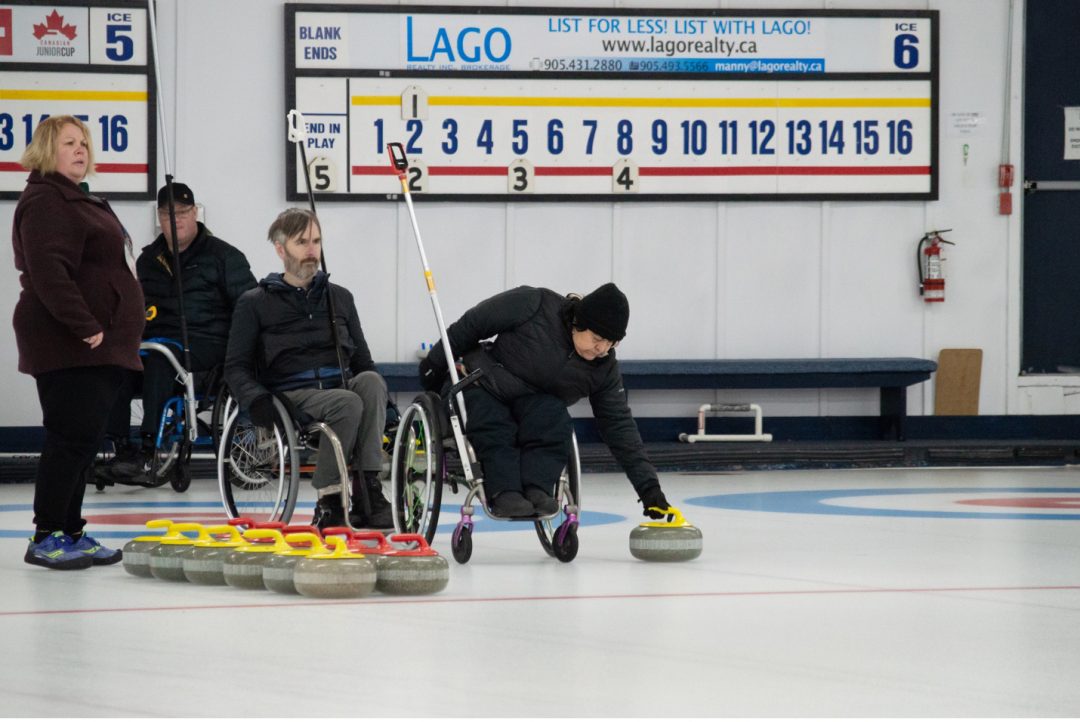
[69,533,123,566]
[24,532,93,570]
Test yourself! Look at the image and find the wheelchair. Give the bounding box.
[215,391,399,526]
[389,370,582,564]
[95,338,231,493]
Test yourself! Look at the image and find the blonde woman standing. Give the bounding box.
[12,115,145,570]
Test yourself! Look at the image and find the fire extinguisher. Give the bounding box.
[917,229,954,302]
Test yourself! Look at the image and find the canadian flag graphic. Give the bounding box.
[0,9,13,56]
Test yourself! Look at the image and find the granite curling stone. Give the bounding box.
[222,528,291,590]
[376,533,449,596]
[123,519,180,578]
[629,506,703,562]
[263,532,327,595]
[148,523,209,581]
[293,536,377,599]
[183,524,247,585]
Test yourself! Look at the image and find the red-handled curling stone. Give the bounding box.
[183,525,246,585]
[293,536,377,599]
[629,506,703,562]
[321,527,394,556]
[222,529,290,590]
[149,523,209,581]
[375,533,449,595]
[263,532,327,595]
[228,518,286,532]
[122,519,178,578]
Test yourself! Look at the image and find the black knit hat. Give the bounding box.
[157,182,195,208]
[576,282,630,341]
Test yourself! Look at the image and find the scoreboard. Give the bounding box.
[0,0,155,200]
[286,5,938,202]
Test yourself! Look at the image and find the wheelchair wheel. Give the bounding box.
[209,384,234,459]
[217,396,300,524]
[170,443,192,493]
[535,432,582,562]
[451,524,473,564]
[390,392,444,544]
[147,403,182,488]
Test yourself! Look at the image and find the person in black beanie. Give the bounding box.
[419,283,670,519]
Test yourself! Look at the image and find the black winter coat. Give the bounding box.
[138,225,255,349]
[225,271,376,411]
[426,285,658,493]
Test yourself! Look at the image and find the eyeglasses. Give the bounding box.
[587,331,618,355]
[157,206,197,218]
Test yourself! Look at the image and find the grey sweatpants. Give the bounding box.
[281,371,388,489]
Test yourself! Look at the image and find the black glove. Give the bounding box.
[248,394,276,430]
[418,355,449,393]
[638,484,670,519]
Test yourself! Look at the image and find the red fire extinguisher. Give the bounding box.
[917,229,954,303]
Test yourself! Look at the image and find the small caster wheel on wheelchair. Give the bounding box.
[551,522,579,563]
[170,463,191,493]
[451,525,473,564]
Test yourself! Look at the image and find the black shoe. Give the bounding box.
[312,493,346,530]
[489,490,535,518]
[523,486,559,515]
[98,442,144,478]
[350,472,394,529]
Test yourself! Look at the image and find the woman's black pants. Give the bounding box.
[33,365,124,535]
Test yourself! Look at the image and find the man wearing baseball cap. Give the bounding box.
[98,182,256,482]
[418,282,670,519]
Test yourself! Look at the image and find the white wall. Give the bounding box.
[0,0,1033,428]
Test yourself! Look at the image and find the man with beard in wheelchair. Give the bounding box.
[225,208,391,530]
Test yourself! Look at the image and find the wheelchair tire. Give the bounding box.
[170,451,192,493]
[451,524,473,564]
[390,392,444,544]
[535,431,582,560]
[217,396,300,524]
[147,403,182,488]
[209,385,235,459]
[551,523,579,563]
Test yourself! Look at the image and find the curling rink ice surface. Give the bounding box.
[3,466,1080,717]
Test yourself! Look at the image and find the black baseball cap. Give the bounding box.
[157,182,195,208]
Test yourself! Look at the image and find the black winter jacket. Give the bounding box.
[426,285,658,493]
[138,224,255,349]
[224,271,377,411]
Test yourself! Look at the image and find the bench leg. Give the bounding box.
[880,387,907,441]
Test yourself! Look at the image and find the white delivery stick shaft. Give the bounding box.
[146,0,171,176]
[398,177,466,423]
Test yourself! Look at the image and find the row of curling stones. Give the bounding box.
[121,520,448,597]
[629,506,703,562]
[297,528,449,597]
[329,528,450,596]
[122,518,298,582]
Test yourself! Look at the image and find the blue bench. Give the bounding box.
[377,357,937,441]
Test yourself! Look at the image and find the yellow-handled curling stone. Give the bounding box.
[148,523,209,581]
[222,529,291,590]
[122,519,177,577]
[263,532,327,595]
[293,536,377,599]
[629,506,703,562]
[182,525,247,585]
